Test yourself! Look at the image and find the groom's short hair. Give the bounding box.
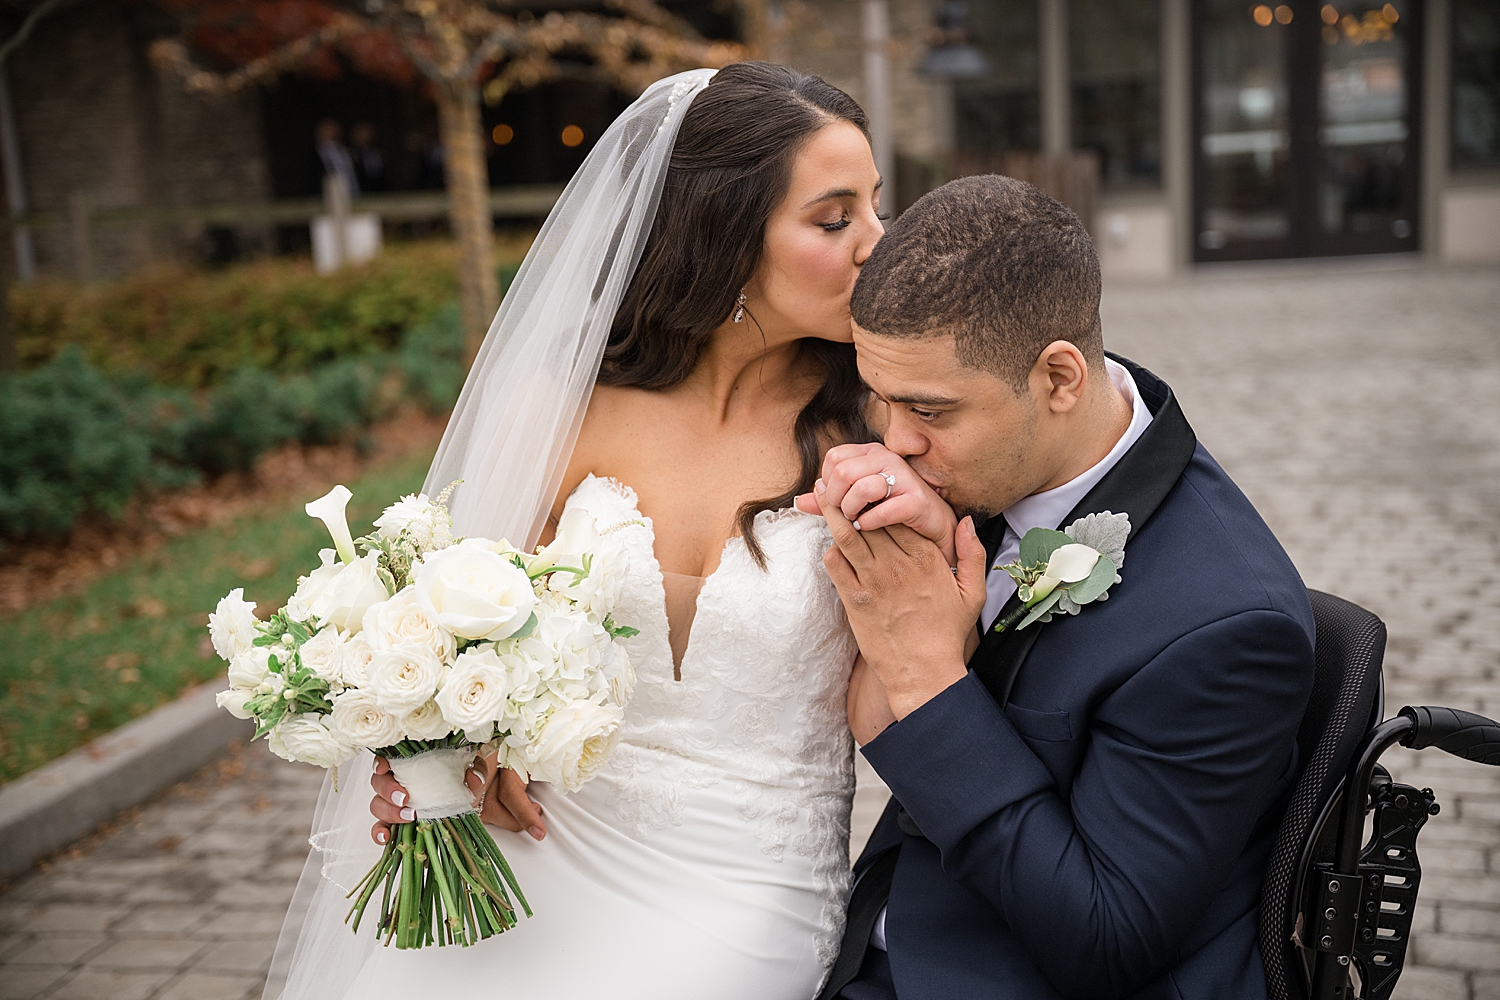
[851,175,1103,391]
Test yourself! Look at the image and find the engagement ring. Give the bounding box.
[881,473,897,500]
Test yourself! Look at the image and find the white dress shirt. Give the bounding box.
[868,358,1152,953]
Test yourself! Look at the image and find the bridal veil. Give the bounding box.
[261,67,718,1000]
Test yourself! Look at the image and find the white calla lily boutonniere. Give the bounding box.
[992,511,1131,633]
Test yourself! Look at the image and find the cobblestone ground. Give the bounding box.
[2,261,1497,1000]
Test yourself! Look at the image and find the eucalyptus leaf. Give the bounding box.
[1018,528,1072,567]
[1068,554,1119,605]
[1018,589,1064,629]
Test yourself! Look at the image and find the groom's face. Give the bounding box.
[854,328,1049,522]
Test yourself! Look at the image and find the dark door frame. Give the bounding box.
[1192,0,1424,262]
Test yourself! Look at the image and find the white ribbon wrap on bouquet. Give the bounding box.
[385,748,478,820]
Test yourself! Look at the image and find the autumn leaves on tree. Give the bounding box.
[151,0,745,368]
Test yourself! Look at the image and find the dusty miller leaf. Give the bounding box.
[1064,511,1130,570]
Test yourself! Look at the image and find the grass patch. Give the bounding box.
[0,450,433,784]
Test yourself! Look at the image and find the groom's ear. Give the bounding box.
[1034,341,1090,414]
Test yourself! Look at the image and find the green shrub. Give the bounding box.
[0,349,196,537]
[2,251,527,541]
[9,241,520,388]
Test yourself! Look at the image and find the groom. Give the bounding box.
[809,176,1316,1000]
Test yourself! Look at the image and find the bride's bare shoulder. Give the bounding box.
[545,384,657,538]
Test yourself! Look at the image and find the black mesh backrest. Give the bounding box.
[1259,591,1387,1000]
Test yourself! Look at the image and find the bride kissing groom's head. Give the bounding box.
[600,62,885,564]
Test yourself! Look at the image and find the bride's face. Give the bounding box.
[743,121,884,345]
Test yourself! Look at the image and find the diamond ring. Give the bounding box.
[881,472,897,500]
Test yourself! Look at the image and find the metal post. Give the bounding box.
[1160,0,1193,268]
[1421,0,1450,262]
[69,189,92,284]
[324,172,350,270]
[862,0,895,187]
[0,67,34,282]
[1039,0,1070,157]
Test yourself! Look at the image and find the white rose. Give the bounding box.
[363,587,457,663]
[215,687,254,720]
[298,627,346,688]
[414,539,536,641]
[297,549,391,634]
[330,688,404,749]
[400,699,455,741]
[268,713,357,768]
[339,632,375,688]
[208,588,259,661]
[227,645,274,690]
[366,642,446,716]
[373,493,454,553]
[434,646,511,733]
[520,699,623,791]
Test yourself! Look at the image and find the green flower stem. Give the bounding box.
[417,821,466,947]
[992,602,1031,634]
[464,811,531,917]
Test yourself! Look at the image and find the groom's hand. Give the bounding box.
[795,443,958,565]
[816,484,988,720]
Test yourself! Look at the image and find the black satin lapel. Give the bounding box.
[968,357,1197,709]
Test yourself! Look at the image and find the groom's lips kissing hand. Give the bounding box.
[813,480,988,721]
[794,442,960,566]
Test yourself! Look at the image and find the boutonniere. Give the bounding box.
[992,512,1131,632]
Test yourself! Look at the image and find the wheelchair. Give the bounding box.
[1259,591,1500,1000]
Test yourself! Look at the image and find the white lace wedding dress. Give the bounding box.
[342,474,859,999]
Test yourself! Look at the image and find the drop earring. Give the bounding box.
[733,289,747,323]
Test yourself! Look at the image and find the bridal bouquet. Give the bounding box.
[208,483,637,949]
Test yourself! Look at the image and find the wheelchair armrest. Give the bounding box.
[1398,706,1500,765]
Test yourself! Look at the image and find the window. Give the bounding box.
[1453,0,1500,167]
[953,0,1041,155]
[1071,0,1162,189]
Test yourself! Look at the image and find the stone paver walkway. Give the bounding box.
[0,745,320,1000]
[2,260,1497,1000]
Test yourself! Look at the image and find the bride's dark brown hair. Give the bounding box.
[601,61,877,566]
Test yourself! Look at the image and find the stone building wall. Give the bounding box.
[4,2,271,281]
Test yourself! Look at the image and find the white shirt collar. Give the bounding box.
[999,358,1152,547]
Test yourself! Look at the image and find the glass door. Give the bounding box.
[1194,0,1422,261]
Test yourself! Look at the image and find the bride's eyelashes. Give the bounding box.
[819,211,888,232]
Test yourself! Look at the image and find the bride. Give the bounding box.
[263,62,887,999]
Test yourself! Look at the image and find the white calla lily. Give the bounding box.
[306,485,357,564]
[1029,543,1103,603]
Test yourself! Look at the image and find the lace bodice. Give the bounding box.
[564,474,859,968]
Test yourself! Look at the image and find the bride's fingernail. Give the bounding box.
[376,829,388,844]
[391,790,406,808]
[853,520,862,531]
[399,807,415,822]
[815,478,825,493]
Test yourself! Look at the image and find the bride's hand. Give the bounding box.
[848,654,898,746]
[369,754,548,845]
[795,443,959,565]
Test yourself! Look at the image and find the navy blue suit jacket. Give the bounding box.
[844,360,1316,1000]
